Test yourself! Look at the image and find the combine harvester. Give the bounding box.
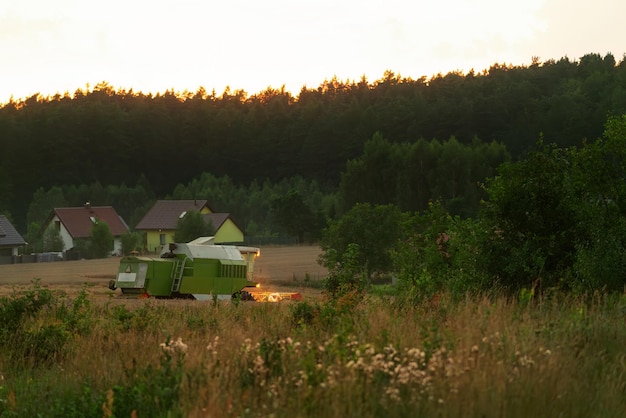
[109,237,302,302]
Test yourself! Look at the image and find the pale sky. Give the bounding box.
[1,0,625,104]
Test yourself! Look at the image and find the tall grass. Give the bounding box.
[0,283,624,417]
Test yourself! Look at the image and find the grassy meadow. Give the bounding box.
[0,282,624,417]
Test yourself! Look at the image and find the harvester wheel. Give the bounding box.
[233,290,256,301]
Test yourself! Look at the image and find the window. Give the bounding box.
[160,234,166,245]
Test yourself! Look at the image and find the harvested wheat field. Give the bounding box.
[0,245,327,300]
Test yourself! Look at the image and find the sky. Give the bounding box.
[1,0,625,104]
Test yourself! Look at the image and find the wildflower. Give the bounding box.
[206,335,220,354]
[385,386,401,402]
[518,355,534,367]
[243,338,253,352]
[160,337,188,354]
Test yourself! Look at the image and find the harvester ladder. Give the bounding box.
[171,257,188,293]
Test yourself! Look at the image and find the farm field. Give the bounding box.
[0,245,624,417]
[0,245,327,299]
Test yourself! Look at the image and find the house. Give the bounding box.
[135,200,244,253]
[0,215,26,257]
[42,203,129,256]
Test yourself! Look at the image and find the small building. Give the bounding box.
[42,203,129,256]
[0,215,26,257]
[135,200,244,253]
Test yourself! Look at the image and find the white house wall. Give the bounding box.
[113,238,122,256]
[48,214,75,251]
[50,214,123,256]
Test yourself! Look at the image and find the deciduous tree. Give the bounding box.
[173,210,215,243]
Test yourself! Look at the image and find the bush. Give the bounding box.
[120,231,144,255]
[89,220,114,258]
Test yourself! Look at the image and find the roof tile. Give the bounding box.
[53,206,129,238]
[135,200,211,230]
[0,215,26,247]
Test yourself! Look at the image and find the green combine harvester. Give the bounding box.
[109,237,260,300]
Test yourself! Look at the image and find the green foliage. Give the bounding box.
[0,167,13,217]
[43,225,64,252]
[340,134,509,217]
[0,282,93,367]
[391,202,454,299]
[54,288,93,336]
[322,244,367,298]
[173,209,214,243]
[120,231,144,255]
[479,115,626,293]
[88,220,114,258]
[26,186,68,226]
[270,189,319,242]
[480,141,576,290]
[0,280,54,338]
[387,201,492,303]
[290,300,319,328]
[320,203,406,281]
[108,302,165,332]
[23,221,43,253]
[109,342,185,417]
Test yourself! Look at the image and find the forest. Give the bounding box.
[1,52,626,237]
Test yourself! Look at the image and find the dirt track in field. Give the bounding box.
[0,245,327,299]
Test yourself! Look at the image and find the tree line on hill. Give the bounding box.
[1,52,625,232]
[18,131,509,253]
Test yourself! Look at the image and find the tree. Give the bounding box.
[323,243,367,298]
[120,232,144,256]
[479,115,626,293]
[390,201,493,301]
[0,167,13,218]
[480,141,577,290]
[24,222,43,253]
[43,226,64,252]
[173,210,214,243]
[319,203,406,282]
[270,190,317,242]
[90,220,114,259]
[27,186,68,226]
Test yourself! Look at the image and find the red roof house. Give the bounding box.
[42,203,129,255]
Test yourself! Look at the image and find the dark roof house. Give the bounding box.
[136,200,244,249]
[135,200,212,230]
[0,215,26,256]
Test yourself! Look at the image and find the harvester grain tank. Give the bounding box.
[109,237,260,300]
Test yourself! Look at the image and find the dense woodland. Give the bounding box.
[1,52,626,235]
